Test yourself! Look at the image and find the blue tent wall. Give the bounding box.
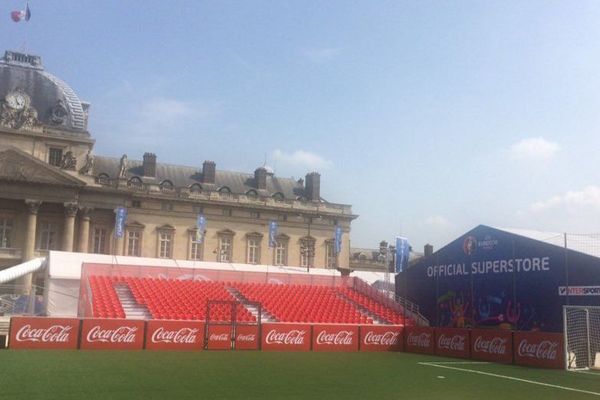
[396,225,600,332]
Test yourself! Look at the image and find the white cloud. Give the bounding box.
[424,215,451,229]
[272,149,333,171]
[509,137,560,162]
[302,47,342,63]
[530,185,600,213]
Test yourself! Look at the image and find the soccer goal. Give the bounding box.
[564,305,600,370]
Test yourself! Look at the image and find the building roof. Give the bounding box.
[93,155,306,199]
[0,51,89,132]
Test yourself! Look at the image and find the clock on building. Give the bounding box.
[5,90,30,110]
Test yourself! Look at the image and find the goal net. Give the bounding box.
[564,305,600,370]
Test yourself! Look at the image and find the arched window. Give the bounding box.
[190,183,202,193]
[128,176,143,190]
[160,180,174,192]
[97,173,110,185]
[246,190,258,199]
[218,186,232,199]
[272,192,285,202]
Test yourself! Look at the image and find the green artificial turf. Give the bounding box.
[1,351,599,400]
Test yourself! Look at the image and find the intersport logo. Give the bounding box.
[237,334,256,342]
[437,334,465,351]
[518,340,558,360]
[316,330,354,345]
[363,331,400,346]
[407,332,431,348]
[209,333,229,341]
[151,327,198,344]
[15,325,72,343]
[473,336,507,354]
[86,326,138,343]
[265,329,306,345]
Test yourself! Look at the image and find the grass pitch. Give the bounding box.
[1,351,599,400]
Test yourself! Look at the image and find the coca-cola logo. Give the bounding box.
[407,332,431,348]
[437,334,466,351]
[518,339,558,360]
[237,334,256,342]
[316,330,354,346]
[86,325,138,343]
[473,336,507,355]
[363,331,401,346]
[151,327,199,344]
[265,329,306,345]
[15,325,72,343]
[209,333,229,341]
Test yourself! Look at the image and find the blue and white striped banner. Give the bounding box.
[395,236,410,273]
[114,207,128,238]
[194,214,207,243]
[268,220,278,248]
[334,226,342,255]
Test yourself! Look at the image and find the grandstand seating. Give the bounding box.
[87,275,412,325]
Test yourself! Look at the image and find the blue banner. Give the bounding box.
[395,236,410,273]
[269,220,278,248]
[334,226,342,254]
[114,207,128,238]
[194,214,206,243]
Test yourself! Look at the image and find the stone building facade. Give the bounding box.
[0,51,357,291]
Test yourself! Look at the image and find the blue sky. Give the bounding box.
[3,1,600,251]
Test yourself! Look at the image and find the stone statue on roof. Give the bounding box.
[118,154,127,178]
[79,150,94,175]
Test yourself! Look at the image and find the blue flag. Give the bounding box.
[269,220,278,248]
[334,226,342,255]
[395,236,410,273]
[194,214,207,243]
[114,207,128,238]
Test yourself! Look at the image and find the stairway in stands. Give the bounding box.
[225,286,277,323]
[113,283,151,320]
[335,291,389,324]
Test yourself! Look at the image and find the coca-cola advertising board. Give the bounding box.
[359,325,403,352]
[235,324,260,350]
[435,328,470,359]
[206,325,232,350]
[312,325,359,352]
[9,317,80,350]
[145,320,205,351]
[470,329,513,363]
[404,326,435,354]
[262,323,312,351]
[80,319,145,350]
[514,331,564,369]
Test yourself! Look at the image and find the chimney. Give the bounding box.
[255,167,267,190]
[142,152,156,177]
[424,244,433,257]
[202,160,216,184]
[305,172,321,202]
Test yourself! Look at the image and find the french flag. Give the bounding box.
[11,4,31,22]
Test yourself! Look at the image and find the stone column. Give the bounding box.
[18,200,42,294]
[62,203,79,252]
[77,207,92,253]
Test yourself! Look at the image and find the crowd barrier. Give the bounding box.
[6,317,564,368]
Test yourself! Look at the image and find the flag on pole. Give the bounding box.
[395,236,410,273]
[11,3,31,22]
[268,220,278,248]
[334,226,342,255]
[114,207,128,238]
[194,214,206,243]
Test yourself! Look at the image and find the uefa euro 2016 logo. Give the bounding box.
[463,236,477,255]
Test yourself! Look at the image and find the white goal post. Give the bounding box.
[563,305,600,370]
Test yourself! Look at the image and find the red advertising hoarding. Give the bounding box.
[312,325,359,352]
[145,320,204,351]
[404,326,435,354]
[435,328,470,359]
[206,324,232,350]
[9,317,80,350]
[359,325,403,352]
[514,331,564,369]
[80,319,145,350]
[261,323,312,351]
[235,324,260,350]
[471,329,513,363]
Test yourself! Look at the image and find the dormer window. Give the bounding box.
[160,180,174,192]
[272,192,284,202]
[97,173,110,185]
[246,190,258,199]
[128,176,143,190]
[218,186,232,199]
[190,183,202,193]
